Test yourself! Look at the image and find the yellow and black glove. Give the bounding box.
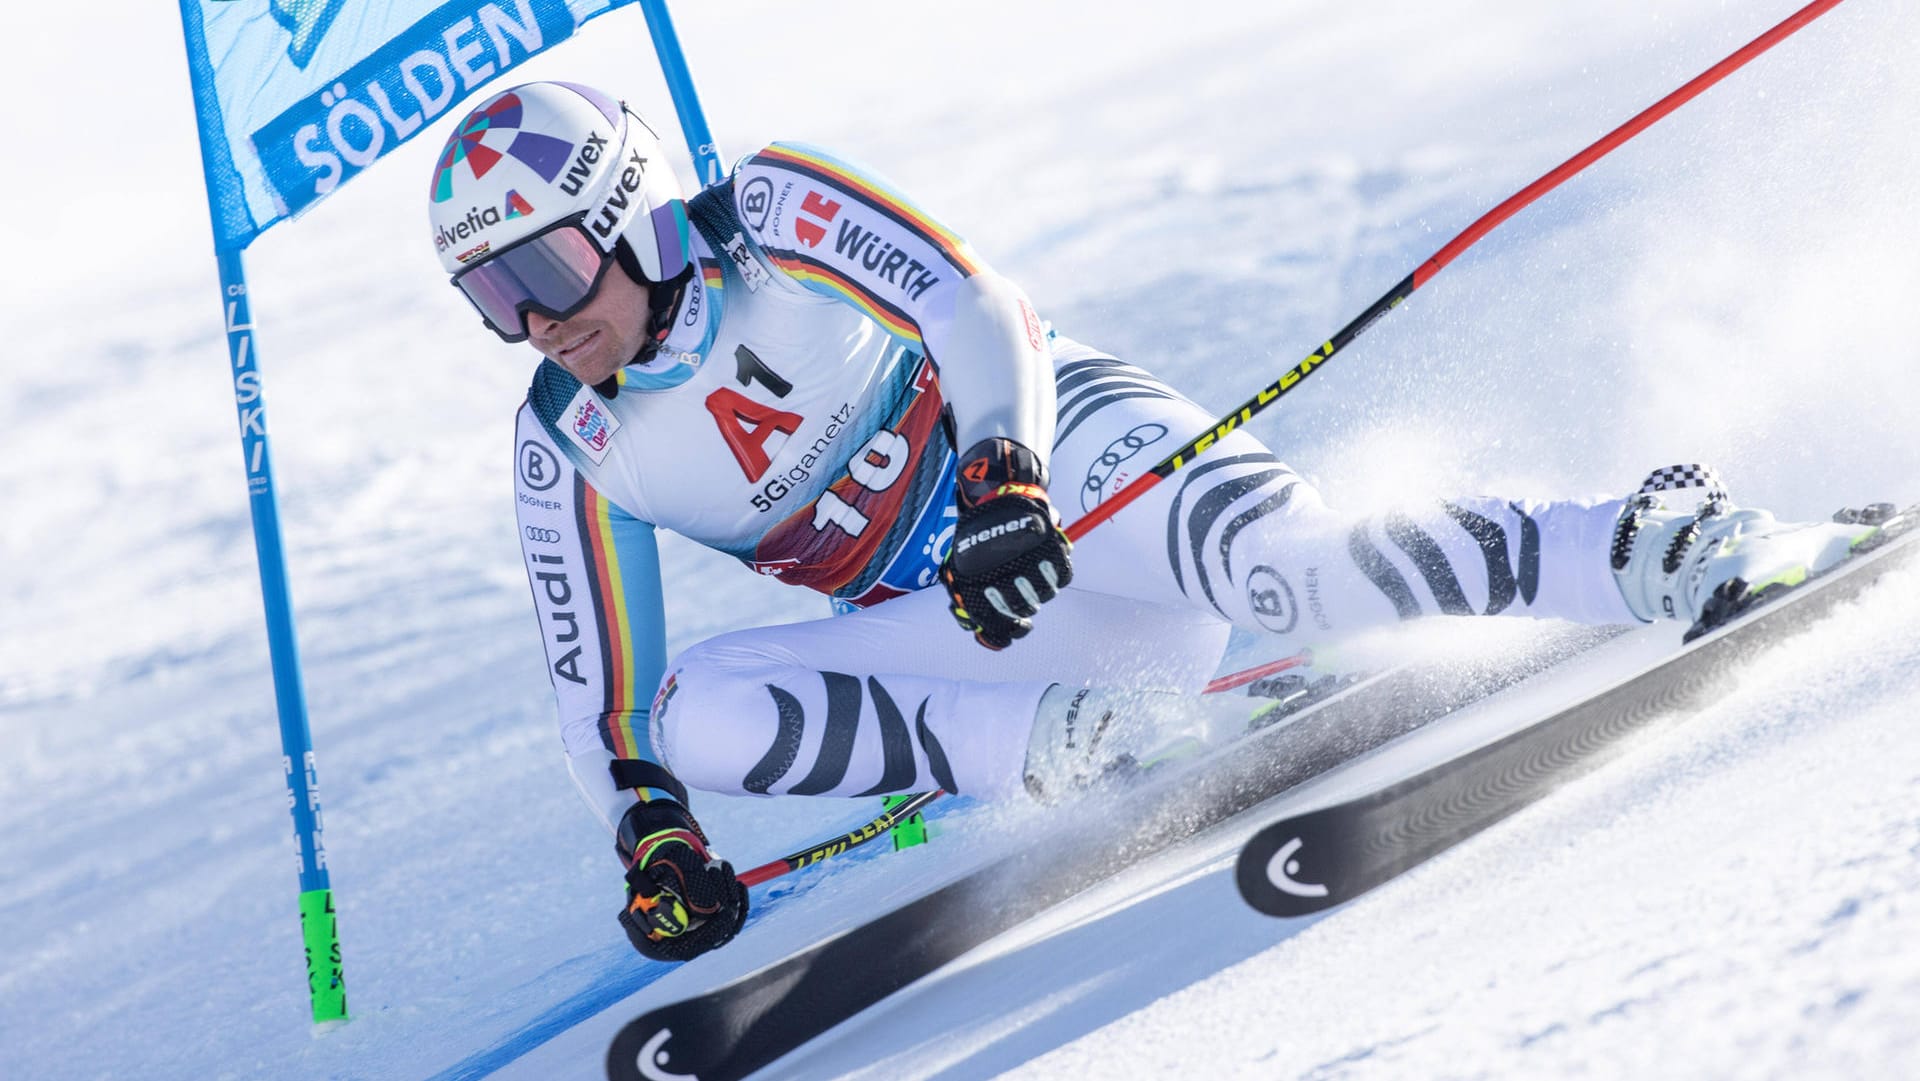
[614,797,748,963]
[939,437,1073,650]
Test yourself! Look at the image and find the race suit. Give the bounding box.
[510,143,1639,833]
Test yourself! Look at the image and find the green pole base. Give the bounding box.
[299,888,349,1023]
[883,795,931,851]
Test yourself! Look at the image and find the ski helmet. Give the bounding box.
[428,81,693,343]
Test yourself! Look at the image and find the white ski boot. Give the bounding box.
[1022,685,1261,801]
[1609,464,1892,632]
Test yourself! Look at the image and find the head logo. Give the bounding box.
[431,92,573,203]
[1265,837,1329,898]
[636,1027,698,1081]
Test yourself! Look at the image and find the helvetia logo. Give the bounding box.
[1264,837,1328,898]
[636,1027,698,1081]
[433,191,536,252]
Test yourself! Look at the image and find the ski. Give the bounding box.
[1237,505,1920,918]
[604,625,1619,1081]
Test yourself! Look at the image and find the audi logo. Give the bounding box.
[524,526,563,544]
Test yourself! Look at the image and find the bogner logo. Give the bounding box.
[1246,566,1299,635]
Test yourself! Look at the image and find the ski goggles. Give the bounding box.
[450,214,616,344]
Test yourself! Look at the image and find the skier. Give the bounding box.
[429,82,1885,962]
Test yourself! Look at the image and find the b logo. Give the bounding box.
[519,440,560,491]
[1245,566,1299,634]
[740,176,774,231]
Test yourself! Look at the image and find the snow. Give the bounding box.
[5,0,1918,1078]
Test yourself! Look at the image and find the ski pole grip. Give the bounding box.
[299,888,348,1023]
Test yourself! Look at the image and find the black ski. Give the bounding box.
[1237,505,1920,918]
[604,625,1618,1081]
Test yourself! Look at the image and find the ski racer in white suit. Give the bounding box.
[428,82,1887,962]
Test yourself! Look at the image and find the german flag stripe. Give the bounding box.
[578,479,643,758]
[768,251,921,342]
[753,143,981,276]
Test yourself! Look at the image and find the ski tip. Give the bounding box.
[608,1013,716,1081]
[1235,821,1341,918]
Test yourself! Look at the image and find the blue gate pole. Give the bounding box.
[216,249,349,1024]
[636,0,725,187]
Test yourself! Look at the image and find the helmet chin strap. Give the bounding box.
[597,238,694,394]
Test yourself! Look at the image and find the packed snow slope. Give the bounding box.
[4,0,1918,1078]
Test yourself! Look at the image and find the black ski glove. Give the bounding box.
[939,437,1073,650]
[615,798,748,964]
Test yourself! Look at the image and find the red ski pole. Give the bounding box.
[1066,0,1850,544]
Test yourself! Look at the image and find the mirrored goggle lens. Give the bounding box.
[454,226,608,340]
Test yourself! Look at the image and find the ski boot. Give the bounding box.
[1021,685,1267,802]
[1609,463,1896,638]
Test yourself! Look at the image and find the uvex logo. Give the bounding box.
[588,149,651,242]
[558,132,608,196]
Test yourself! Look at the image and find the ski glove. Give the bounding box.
[939,437,1073,650]
[615,798,749,963]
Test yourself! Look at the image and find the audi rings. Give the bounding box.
[1081,423,1168,512]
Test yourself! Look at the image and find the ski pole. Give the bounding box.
[1203,650,1310,694]
[739,789,947,887]
[1065,0,1850,544]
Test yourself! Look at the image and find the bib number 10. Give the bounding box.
[716,344,915,536]
[812,429,909,538]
